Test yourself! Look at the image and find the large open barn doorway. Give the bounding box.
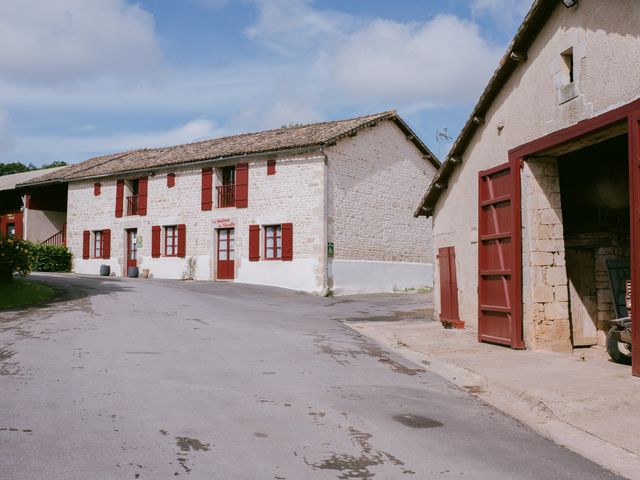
[558,135,630,348]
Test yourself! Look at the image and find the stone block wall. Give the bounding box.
[66,152,327,292]
[522,158,572,352]
[326,120,435,263]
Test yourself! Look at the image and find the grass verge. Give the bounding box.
[0,278,55,309]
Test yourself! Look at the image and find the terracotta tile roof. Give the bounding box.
[21,111,439,186]
[0,167,66,192]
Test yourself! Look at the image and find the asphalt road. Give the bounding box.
[0,274,622,479]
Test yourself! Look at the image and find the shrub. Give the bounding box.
[0,237,31,282]
[27,243,72,273]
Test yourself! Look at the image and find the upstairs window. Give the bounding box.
[126,179,140,216]
[217,166,236,208]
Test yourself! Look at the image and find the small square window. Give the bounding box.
[267,160,276,176]
[561,48,574,85]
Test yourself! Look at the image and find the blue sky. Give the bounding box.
[0,0,531,166]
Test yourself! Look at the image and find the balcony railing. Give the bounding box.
[41,223,66,246]
[216,184,235,208]
[126,195,139,216]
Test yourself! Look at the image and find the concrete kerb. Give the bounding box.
[345,321,640,480]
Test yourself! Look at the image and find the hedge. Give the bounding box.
[0,237,31,282]
[27,243,72,273]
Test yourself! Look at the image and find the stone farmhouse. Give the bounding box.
[416,0,640,376]
[23,111,439,295]
[0,168,67,244]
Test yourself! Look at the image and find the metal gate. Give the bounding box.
[478,162,523,348]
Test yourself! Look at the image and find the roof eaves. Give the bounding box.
[322,110,441,168]
[415,0,557,217]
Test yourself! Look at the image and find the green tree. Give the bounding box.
[0,161,67,176]
[0,162,35,176]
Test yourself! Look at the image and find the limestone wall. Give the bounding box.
[432,0,640,349]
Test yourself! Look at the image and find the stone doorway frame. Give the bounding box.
[509,97,640,376]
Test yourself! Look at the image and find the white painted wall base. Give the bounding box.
[330,259,433,295]
[237,257,322,293]
[73,258,121,276]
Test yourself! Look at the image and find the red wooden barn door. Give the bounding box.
[217,228,235,280]
[629,111,640,376]
[478,161,523,348]
[438,246,463,328]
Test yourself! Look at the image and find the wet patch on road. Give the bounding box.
[393,414,443,429]
[0,427,33,433]
[175,436,211,452]
[342,309,433,323]
[254,432,269,438]
[304,426,406,479]
[0,346,19,376]
[310,329,424,376]
[187,318,209,326]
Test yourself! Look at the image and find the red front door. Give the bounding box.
[127,229,137,268]
[478,162,524,348]
[217,228,235,280]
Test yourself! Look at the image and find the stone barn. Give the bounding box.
[416,0,640,375]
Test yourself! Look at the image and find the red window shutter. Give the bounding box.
[236,163,248,208]
[14,212,24,239]
[151,226,161,258]
[177,224,186,258]
[115,180,125,217]
[102,229,111,259]
[138,176,148,216]
[281,223,293,261]
[201,168,213,211]
[249,224,260,261]
[267,160,276,176]
[94,183,101,196]
[82,230,90,259]
[167,173,175,188]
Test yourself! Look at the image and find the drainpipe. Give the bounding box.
[320,146,330,296]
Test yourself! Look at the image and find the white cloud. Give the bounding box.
[10,119,224,164]
[0,0,162,83]
[245,0,357,57]
[332,15,502,106]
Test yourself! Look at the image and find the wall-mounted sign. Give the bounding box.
[327,242,334,258]
[136,236,143,248]
[214,218,235,228]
